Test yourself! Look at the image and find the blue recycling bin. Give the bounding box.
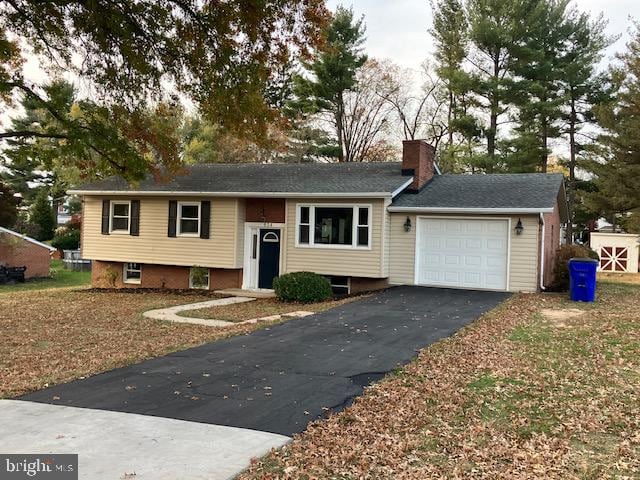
[568,258,598,302]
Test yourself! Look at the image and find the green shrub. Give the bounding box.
[51,229,81,250]
[552,244,599,291]
[273,271,333,303]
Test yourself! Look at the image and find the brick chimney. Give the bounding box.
[402,139,436,192]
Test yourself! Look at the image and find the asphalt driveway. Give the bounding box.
[21,286,510,436]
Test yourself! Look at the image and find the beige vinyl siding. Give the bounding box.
[508,215,539,292]
[82,196,241,268]
[284,198,386,278]
[381,198,392,277]
[389,213,417,284]
[234,198,246,267]
[388,213,540,292]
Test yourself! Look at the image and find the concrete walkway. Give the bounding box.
[143,295,314,327]
[0,400,289,480]
[143,296,255,326]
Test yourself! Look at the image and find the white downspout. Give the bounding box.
[539,212,546,291]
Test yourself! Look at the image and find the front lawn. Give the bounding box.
[241,282,640,479]
[180,296,361,322]
[599,271,640,285]
[0,260,91,294]
[0,288,322,398]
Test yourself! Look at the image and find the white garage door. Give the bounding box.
[415,218,509,291]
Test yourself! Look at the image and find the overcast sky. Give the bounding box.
[326,0,637,72]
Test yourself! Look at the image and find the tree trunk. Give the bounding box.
[447,88,454,147]
[566,91,577,244]
[486,53,500,169]
[541,117,548,173]
[336,92,345,162]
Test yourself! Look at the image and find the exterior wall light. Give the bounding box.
[404,217,412,232]
[515,218,524,235]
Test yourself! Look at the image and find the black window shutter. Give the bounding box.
[101,200,110,235]
[130,200,140,236]
[200,201,211,239]
[168,200,177,237]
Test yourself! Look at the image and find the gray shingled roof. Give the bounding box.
[391,173,564,210]
[72,162,409,195]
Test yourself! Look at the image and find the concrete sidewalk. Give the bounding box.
[0,400,289,480]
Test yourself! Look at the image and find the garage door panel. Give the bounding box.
[416,218,509,291]
[465,256,482,266]
[487,222,508,234]
[446,238,462,249]
[464,272,481,284]
[486,256,505,268]
[444,271,461,283]
[465,238,482,249]
[445,255,461,265]
[446,222,462,233]
[487,239,505,250]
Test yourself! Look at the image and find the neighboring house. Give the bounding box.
[0,226,55,279]
[69,140,567,293]
[57,202,72,226]
[590,232,640,273]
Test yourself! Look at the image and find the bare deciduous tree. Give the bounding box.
[338,60,395,162]
[376,60,449,150]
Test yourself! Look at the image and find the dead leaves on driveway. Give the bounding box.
[241,283,640,479]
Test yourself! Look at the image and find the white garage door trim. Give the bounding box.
[414,216,511,292]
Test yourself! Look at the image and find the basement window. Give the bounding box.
[326,276,350,295]
[189,266,210,289]
[123,263,142,284]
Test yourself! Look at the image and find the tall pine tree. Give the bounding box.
[29,189,56,241]
[586,25,640,229]
[291,6,367,162]
[430,0,470,171]
[506,0,570,173]
[466,0,525,171]
[560,11,610,242]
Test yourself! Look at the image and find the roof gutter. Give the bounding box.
[67,190,396,199]
[387,206,555,214]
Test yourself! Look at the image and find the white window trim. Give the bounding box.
[110,200,131,234]
[189,267,210,290]
[123,262,142,284]
[177,201,201,237]
[295,203,372,250]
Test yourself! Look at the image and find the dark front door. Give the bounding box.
[258,229,281,289]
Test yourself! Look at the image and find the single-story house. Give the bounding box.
[0,226,56,279]
[590,232,640,273]
[69,140,567,293]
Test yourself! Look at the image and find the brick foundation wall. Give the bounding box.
[350,277,389,294]
[210,268,243,290]
[91,260,242,290]
[0,233,51,279]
